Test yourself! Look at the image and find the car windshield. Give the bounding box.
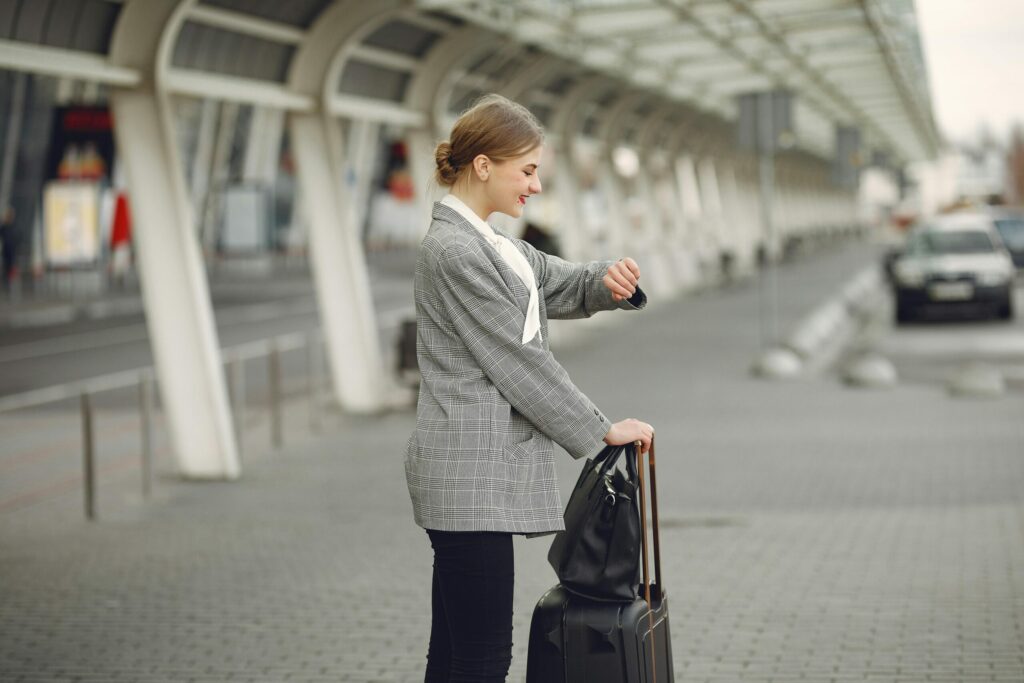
[994,218,1024,249]
[909,229,995,255]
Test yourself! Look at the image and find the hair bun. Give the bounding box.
[434,140,460,186]
[432,95,545,189]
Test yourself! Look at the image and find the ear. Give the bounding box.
[472,154,491,181]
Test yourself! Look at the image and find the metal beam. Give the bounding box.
[348,44,422,73]
[327,94,426,126]
[187,5,306,44]
[0,39,140,85]
[164,69,314,110]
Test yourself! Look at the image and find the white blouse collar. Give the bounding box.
[440,194,499,244]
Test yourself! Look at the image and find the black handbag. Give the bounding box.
[547,442,642,602]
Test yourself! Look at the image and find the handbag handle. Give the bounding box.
[593,443,638,484]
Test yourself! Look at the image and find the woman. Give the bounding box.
[405,93,654,682]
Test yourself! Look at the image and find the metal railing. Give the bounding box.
[0,330,329,520]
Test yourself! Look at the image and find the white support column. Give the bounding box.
[549,135,593,262]
[290,113,385,412]
[718,161,745,271]
[673,154,704,289]
[594,157,626,260]
[204,101,239,250]
[287,0,409,413]
[345,118,381,233]
[242,106,285,185]
[242,106,286,248]
[189,98,218,234]
[634,105,679,298]
[697,157,725,276]
[595,95,640,261]
[633,162,677,297]
[108,0,239,479]
[549,76,613,263]
[659,154,689,281]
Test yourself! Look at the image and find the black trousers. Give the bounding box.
[424,529,515,683]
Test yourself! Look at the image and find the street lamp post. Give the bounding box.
[738,90,795,350]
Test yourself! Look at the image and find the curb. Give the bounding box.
[754,264,889,378]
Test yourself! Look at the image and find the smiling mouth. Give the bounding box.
[518,196,527,205]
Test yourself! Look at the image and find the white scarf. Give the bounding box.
[440,194,541,344]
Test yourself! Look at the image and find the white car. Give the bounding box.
[891,214,1016,323]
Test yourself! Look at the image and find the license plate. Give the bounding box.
[929,282,973,300]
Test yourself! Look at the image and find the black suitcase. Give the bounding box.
[526,441,674,682]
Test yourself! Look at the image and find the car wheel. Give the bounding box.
[996,301,1014,320]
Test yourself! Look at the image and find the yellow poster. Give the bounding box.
[44,181,100,266]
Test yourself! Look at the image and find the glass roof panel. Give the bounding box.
[338,60,412,102]
[362,19,443,58]
[173,21,295,83]
[72,1,120,54]
[2,0,120,54]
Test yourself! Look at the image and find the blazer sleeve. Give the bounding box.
[434,242,610,459]
[513,238,648,320]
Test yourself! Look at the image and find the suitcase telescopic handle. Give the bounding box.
[635,438,663,600]
[636,437,662,682]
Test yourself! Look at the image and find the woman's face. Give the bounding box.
[482,146,543,218]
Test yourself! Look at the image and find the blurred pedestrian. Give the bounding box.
[0,206,19,290]
[405,93,654,682]
[521,220,561,257]
[108,192,132,287]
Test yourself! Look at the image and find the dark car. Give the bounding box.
[990,209,1024,269]
[891,214,1016,323]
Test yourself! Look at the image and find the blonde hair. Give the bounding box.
[434,94,544,186]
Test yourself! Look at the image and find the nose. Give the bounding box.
[531,175,542,194]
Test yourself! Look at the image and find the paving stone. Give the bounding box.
[2,242,1022,682]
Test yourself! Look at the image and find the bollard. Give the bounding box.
[268,343,283,449]
[80,392,96,520]
[139,372,154,499]
[307,332,321,434]
[231,357,246,463]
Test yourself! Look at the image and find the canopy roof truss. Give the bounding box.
[0,0,939,166]
[418,0,940,162]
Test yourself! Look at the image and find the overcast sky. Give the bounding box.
[915,0,1024,145]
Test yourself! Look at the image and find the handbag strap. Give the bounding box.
[594,443,633,480]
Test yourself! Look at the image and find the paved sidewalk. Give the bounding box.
[2,239,1023,683]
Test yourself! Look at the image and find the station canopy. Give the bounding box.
[427,0,940,163]
[0,0,940,165]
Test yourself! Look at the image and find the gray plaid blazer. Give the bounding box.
[405,202,647,534]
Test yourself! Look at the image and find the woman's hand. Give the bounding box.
[604,257,641,302]
[603,418,654,454]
